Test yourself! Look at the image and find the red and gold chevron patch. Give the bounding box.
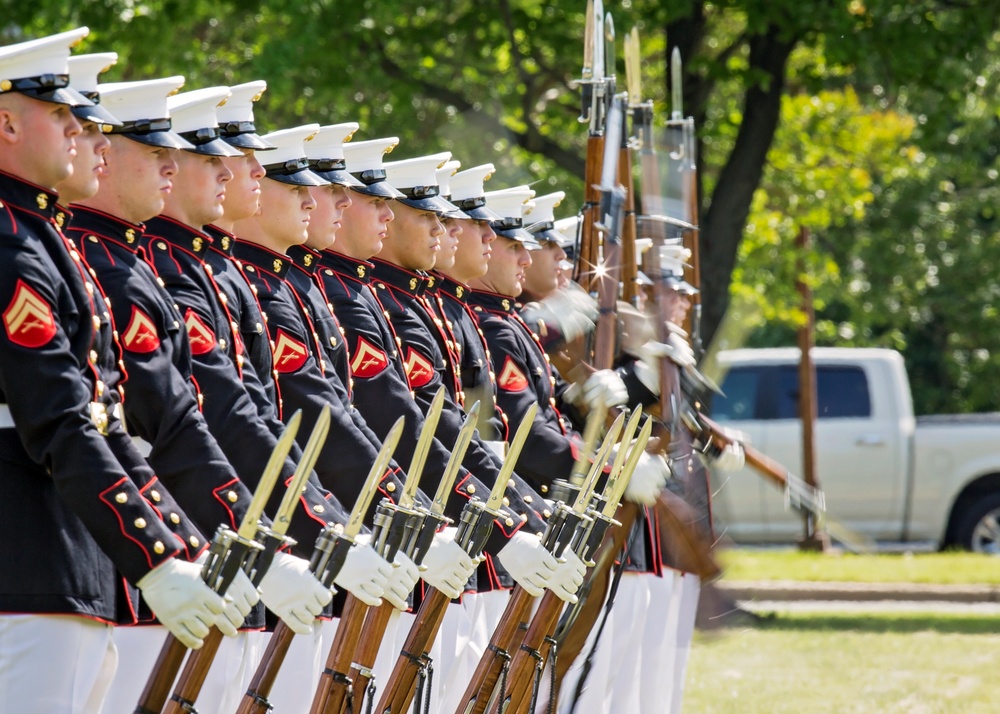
[3,280,56,348]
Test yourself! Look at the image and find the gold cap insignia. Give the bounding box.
[0,80,11,92]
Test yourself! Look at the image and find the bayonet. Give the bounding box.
[484,402,537,514]
[235,410,302,541]
[602,417,654,519]
[566,403,608,489]
[670,46,684,122]
[431,401,481,516]
[399,385,446,509]
[570,410,627,513]
[344,416,406,540]
[270,405,330,537]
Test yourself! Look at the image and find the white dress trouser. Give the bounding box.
[0,614,117,714]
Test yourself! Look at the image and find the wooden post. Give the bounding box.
[796,226,829,552]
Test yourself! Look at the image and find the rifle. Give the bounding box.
[310,387,446,714]
[573,0,607,294]
[375,402,533,714]
[163,407,332,714]
[501,415,652,714]
[133,411,301,714]
[236,415,405,714]
[346,401,481,713]
[665,47,703,354]
[452,410,628,714]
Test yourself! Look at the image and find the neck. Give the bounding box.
[232,219,292,255]
[213,216,236,233]
[75,194,146,226]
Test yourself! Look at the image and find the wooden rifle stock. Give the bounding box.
[574,134,605,294]
[374,588,450,714]
[619,137,639,305]
[161,628,224,714]
[698,413,791,493]
[309,596,369,714]
[134,635,187,714]
[236,622,296,714]
[453,586,535,714]
[498,591,565,714]
[343,602,396,712]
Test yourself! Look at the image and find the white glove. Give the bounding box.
[580,369,628,409]
[383,551,420,610]
[546,550,587,604]
[137,557,226,649]
[635,331,695,394]
[624,451,670,505]
[420,527,477,600]
[334,541,392,607]
[258,552,333,635]
[496,531,558,597]
[709,441,745,472]
[215,568,259,637]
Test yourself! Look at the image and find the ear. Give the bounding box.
[0,106,21,147]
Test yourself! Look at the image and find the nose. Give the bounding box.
[163,155,178,178]
[303,191,318,211]
[219,162,233,184]
[249,156,265,180]
[336,189,352,210]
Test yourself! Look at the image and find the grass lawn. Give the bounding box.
[718,549,1000,585]
[685,612,1000,713]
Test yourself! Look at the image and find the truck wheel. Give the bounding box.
[954,493,1000,554]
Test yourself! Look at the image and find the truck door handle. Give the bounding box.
[855,434,884,446]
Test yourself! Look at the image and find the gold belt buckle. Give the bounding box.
[90,402,109,436]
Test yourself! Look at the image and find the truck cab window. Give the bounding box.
[774,365,872,419]
[714,366,766,420]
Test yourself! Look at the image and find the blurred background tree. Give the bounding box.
[5,0,1000,413]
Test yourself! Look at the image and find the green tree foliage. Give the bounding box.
[5,0,1000,413]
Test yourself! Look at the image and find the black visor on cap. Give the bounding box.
[398,193,466,218]
[349,177,406,200]
[663,274,698,295]
[222,132,275,151]
[4,73,94,108]
[112,122,196,151]
[71,100,122,127]
[264,159,330,187]
[456,200,503,222]
[529,227,568,247]
[310,158,365,188]
[496,227,542,249]
[179,127,243,157]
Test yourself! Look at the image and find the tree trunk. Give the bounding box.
[700,25,797,346]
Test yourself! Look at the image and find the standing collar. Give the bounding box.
[205,224,237,256]
[232,240,292,279]
[466,288,518,314]
[145,215,213,257]
[66,205,145,253]
[287,244,323,275]
[370,258,428,297]
[0,168,61,223]
[436,274,472,303]
[319,250,375,283]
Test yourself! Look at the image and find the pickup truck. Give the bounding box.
[707,347,1000,552]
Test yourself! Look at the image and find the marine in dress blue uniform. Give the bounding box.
[0,30,228,713]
